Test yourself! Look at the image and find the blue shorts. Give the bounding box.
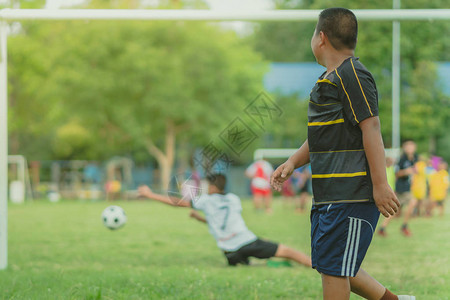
[310,202,379,277]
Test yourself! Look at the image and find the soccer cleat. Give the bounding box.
[398,295,416,300]
[377,228,387,237]
[401,227,412,237]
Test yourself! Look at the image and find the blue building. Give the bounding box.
[264,62,450,97]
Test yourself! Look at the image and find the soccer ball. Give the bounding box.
[102,205,127,230]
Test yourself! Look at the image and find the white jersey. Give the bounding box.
[246,160,274,189]
[192,193,257,251]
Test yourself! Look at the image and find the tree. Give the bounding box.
[9,20,266,189]
[8,22,66,160]
[401,61,450,155]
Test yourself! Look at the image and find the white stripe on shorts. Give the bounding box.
[341,217,362,277]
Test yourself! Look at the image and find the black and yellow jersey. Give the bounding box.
[308,57,378,205]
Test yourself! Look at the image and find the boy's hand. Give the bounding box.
[373,183,400,218]
[189,210,207,223]
[270,160,295,192]
[189,210,199,219]
[405,167,415,175]
[138,185,153,198]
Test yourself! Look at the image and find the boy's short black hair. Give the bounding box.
[316,8,358,50]
[402,139,415,144]
[206,173,226,192]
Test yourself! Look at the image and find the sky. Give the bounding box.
[43,0,274,9]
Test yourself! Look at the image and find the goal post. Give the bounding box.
[0,9,449,21]
[0,8,449,271]
[0,20,7,270]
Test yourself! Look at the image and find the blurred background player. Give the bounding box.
[386,157,396,192]
[138,174,311,267]
[411,157,428,217]
[245,159,274,213]
[281,170,296,203]
[296,165,312,213]
[427,161,449,217]
[378,140,418,237]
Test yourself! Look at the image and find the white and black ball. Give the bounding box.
[102,205,127,230]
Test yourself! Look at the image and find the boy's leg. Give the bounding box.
[295,194,303,213]
[378,215,392,236]
[424,197,431,216]
[240,239,311,267]
[438,201,444,217]
[223,250,249,266]
[379,192,411,236]
[349,268,386,299]
[275,244,311,267]
[401,197,417,236]
[403,197,417,224]
[322,269,401,300]
[264,193,273,213]
[311,203,382,298]
[322,274,350,300]
[300,192,308,211]
[253,194,262,210]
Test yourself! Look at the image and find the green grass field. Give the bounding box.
[0,199,449,299]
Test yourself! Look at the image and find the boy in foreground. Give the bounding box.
[138,174,311,267]
[271,8,414,300]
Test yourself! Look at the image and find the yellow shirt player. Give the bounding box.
[411,160,427,201]
[429,161,449,217]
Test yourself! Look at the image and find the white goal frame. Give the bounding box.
[1,8,449,270]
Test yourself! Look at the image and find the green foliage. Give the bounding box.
[0,0,46,9]
[1,199,449,298]
[267,95,309,148]
[8,20,266,161]
[5,0,450,164]
[253,0,450,155]
[8,22,65,159]
[401,62,450,154]
[53,120,96,159]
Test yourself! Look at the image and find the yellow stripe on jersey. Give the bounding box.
[309,100,340,106]
[308,118,344,126]
[310,149,364,154]
[313,199,370,205]
[316,78,338,87]
[350,59,373,116]
[312,172,367,179]
[335,69,359,123]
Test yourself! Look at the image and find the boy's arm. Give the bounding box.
[270,140,310,191]
[359,117,400,217]
[396,166,414,178]
[137,185,191,207]
[190,210,207,223]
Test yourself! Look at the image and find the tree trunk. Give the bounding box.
[163,120,175,190]
[176,137,190,182]
[429,136,437,155]
[145,120,176,191]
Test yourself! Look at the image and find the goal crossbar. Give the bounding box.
[0,9,449,21]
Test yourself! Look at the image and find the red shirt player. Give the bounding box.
[246,159,274,213]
